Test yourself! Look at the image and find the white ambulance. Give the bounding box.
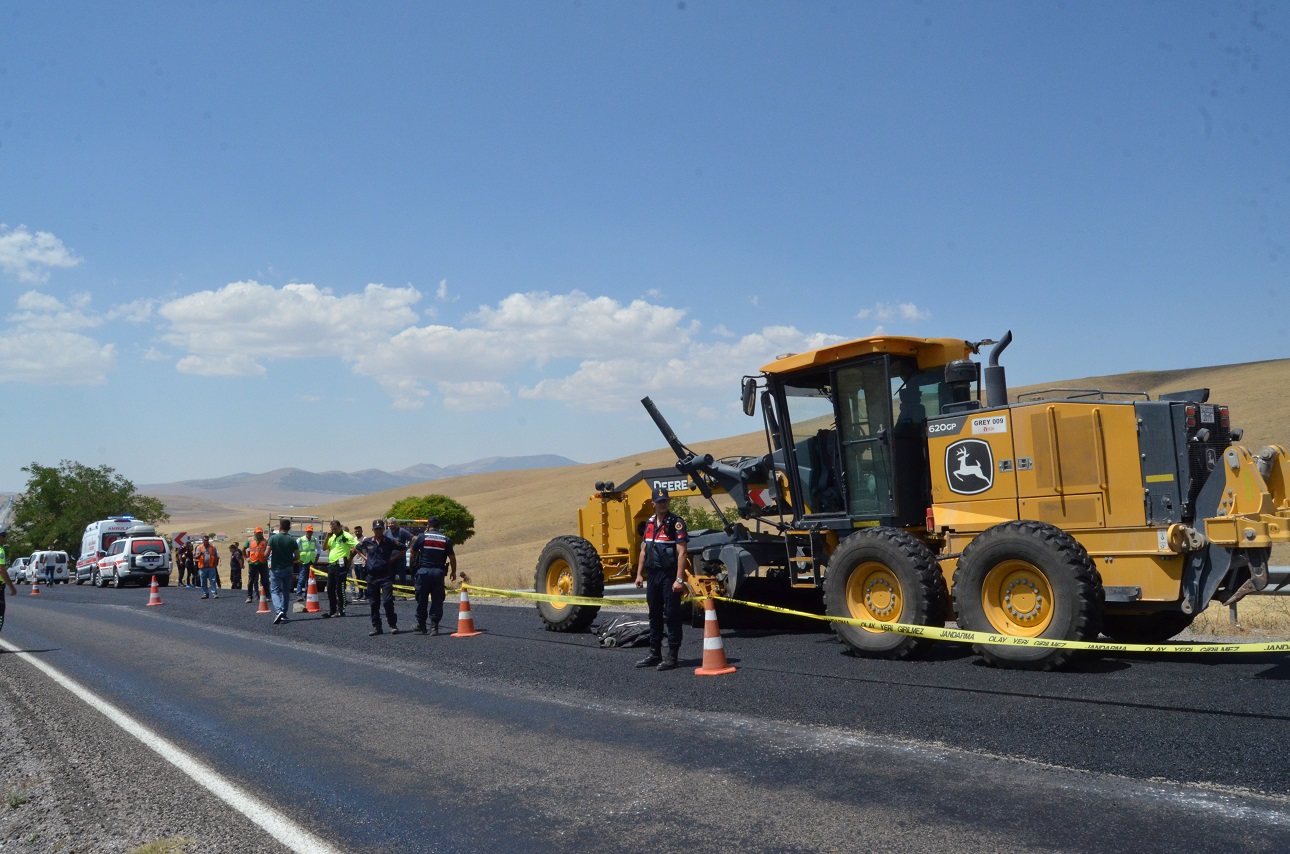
[77,516,143,584]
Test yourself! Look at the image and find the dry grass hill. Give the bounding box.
[159,358,1290,590]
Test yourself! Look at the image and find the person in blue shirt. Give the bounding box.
[356,520,404,636]
[410,516,458,635]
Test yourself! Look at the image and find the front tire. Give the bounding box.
[92,569,104,588]
[535,536,605,633]
[952,521,1104,671]
[823,528,947,660]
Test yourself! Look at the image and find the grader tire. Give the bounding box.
[823,528,947,660]
[952,520,1104,671]
[1101,611,1194,644]
[535,536,605,633]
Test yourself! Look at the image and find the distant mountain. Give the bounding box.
[141,455,578,508]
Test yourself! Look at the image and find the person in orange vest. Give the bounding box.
[244,527,270,605]
[194,534,221,599]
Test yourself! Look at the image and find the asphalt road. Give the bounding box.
[3,582,1290,853]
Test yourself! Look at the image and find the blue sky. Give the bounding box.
[1,1,1286,492]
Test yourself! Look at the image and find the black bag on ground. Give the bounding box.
[597,615,651,648]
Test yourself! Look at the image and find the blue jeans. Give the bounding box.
[269,568,293,615]
[200,568,218,596]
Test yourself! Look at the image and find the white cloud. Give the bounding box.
[176,352,266,376]
[439,381,512,412]
[856,301,932,323]
[0,331,115,384]
[435,278,455,301]
[141,347,167,362]
[106,298,156,324]
[0,225,82,284]
[158,280,420,376]
[151,282,848,418]
[10,290,100,331]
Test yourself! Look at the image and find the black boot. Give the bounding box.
[635,648,662,668]
[657,648,679,671]
[431,622,440,636]
[415,624,428,635]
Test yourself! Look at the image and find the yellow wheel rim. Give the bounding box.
[845,561,902,633]
[544,559,573,611]
[981,559,1054,637]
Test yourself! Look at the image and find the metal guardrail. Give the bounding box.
[1263,566,1290,594]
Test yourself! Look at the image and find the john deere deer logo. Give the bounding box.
[946,439,994,495]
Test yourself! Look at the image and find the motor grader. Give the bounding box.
[535,331,1290,669]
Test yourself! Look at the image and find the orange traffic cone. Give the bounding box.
[29,574,41,596]
[305,570,321,613]
[146,575,164,607]
[451,587,483,637]
[257,583,272,614]
[694,597,736,676]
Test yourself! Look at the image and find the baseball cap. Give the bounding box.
[651,486,670,502]
[305,525,314,532]
[254,526,264,533]
[372,519,386,528]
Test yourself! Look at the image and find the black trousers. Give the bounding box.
[645,570,683,651]
[326,566,347,615]
[414,568,447,627]
[368,577,397,628]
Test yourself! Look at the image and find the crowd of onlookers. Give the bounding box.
[168,517,458,635]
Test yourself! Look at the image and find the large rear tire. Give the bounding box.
[1101,611,1194,644]
[92,569,105,588]
[535,536,605,633]
[952,520,1104,671]
[823,528,947,660]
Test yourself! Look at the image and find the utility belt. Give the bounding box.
[415,566,447,574]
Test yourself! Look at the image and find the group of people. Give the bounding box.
[176,518,458,635]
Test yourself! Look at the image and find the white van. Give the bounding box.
[77,516,144,584]
[28,550,70,584]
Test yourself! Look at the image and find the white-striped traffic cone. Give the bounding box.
[146,575,164,606]
[305,570,322,613]
[695,597,736,676]
[451,587,483,637]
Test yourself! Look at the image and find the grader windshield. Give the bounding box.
[776,355,946,526]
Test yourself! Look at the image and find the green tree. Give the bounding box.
[9,460,169,558]
[670,497,724,531]
[385,494,476,545]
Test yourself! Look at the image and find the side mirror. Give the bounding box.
[740,377,757,417]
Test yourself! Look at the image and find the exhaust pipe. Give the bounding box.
[983,330,1012,408]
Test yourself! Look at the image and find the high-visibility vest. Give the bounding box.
[298,536,317,564]
[194,544,219,568]
[246,538,269,563]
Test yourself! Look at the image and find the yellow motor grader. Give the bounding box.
[535,331,1290,669]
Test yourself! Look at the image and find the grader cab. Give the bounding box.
[535,330,1290,669]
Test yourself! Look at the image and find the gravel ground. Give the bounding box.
[0,648,287,854]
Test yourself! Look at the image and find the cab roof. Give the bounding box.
[760,336,973,376]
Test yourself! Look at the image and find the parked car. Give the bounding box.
[94,525,170,588]
[8,556,30,584]
[28,550,71,584]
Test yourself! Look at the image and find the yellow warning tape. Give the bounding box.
[460,584,1290,655]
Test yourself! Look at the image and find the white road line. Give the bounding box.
[0,636,341,854]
